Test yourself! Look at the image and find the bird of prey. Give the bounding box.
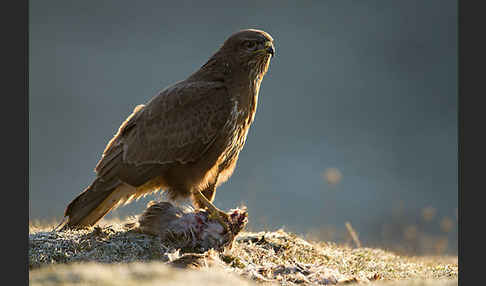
[63,29,275,235]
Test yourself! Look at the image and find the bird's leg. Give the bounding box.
[201,184,217,204]
[193,189,229,226]
[192,189,234,244]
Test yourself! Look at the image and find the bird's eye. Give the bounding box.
[243,41,256,50]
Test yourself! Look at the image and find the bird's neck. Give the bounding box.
[226,71,265,126]
[189,54,268,124]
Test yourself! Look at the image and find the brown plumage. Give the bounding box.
[63,29,275,228]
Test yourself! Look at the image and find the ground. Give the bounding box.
[29,218,458,285]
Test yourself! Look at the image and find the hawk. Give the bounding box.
[63,29,275,234]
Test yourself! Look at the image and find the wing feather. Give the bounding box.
[95,81,232,181]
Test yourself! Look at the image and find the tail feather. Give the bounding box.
[64,177,135,228]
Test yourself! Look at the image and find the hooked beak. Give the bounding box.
[265,42,275,57]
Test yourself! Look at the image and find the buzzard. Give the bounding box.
[63,29,275,235]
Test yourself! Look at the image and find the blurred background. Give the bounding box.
[29,0,457,255]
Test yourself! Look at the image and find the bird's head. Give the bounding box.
[197,29,275,81]
[223,29,275,58]
[222,29,275,77]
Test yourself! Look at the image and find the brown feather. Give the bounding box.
[64,177,120,227]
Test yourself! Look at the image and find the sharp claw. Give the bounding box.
[194,190,236,249]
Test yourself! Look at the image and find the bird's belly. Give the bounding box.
[161,117,253,193]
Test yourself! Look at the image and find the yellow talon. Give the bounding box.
[193,190,235,248]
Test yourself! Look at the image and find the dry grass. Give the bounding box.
[29,219,458,285]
